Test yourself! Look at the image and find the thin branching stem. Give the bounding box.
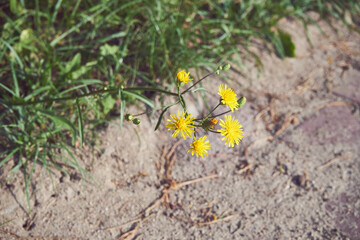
[181,71,217,95]
[2,87,178,106]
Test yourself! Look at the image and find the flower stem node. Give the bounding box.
[125,113,134,121]
[223,63,231,70]
[238,96,246,107]
[201,118,218,132]
[133,118,141,125]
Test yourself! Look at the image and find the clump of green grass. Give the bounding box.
[0,0,359,212]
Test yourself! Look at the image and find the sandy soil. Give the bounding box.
[1,16,360,240]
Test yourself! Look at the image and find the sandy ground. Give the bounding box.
[1,16,360,240]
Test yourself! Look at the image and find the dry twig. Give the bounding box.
[313,101,352,111]
[316,154,352,170]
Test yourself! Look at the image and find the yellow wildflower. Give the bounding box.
[188,136,211,158]
[177,70,193,84]
[217,115,243,147]
[166,111,195,139]
[218,84,239,112]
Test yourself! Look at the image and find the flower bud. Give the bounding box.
[125,113,133,121]
[237,96,246,107]
[217,65,223,70]
[133,118,140,125]
[216,70,220,75]
[223,63,231,70]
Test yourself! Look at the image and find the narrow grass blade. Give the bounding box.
[0,82,16,97]
[0,38,23,69]
[76,98,84,147]
[0,147,19,168]
[10,62,20,97]
[119,89,125,129]
[51,0,63,24]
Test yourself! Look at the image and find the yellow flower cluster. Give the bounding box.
[166,73,244,158]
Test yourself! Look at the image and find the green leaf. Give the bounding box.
[98,32,127,44]
[155,106,171,131]
[278,30,295,58]
[64,53,81,73]
[38,110,76,144]
[10,0,22,15]
[154,101,179,131]
[100,44,119,57]
[102,94,116,115]
[71,66,89,79]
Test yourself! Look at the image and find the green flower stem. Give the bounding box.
[206,102,221,119]
[181,71,217,95]
[177,85,186,111]
[208,129,220,134]
[210,109,232,118]
[194,102,221,121]
[133,100,180,117]
[2,86,178,106]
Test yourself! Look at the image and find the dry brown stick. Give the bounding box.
[165,139,183,160]
[176,174,218,188]
[316,154,352,170]
[236,163,254,175]
[254,107,268,123]
[0,228,24,239]
[137,190,168,217]
[104,212,155,232]
[269,98,278,123]
[118,224,139,240]
[164,139,183,179]
[313,101,352,111]
[275,112,293,136]
[196,213,239,227]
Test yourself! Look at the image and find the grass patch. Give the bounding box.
[0,0,359,212]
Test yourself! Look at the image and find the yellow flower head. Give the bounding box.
[188,136,211,158]
[166,111,195,139]
[217,115,243,147]
[177,70,193,84]
[218,84,239,112]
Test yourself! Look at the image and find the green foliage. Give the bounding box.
[0,0,359,212]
